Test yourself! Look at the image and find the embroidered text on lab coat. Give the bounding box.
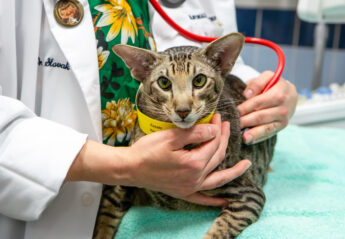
[38,57,70,70]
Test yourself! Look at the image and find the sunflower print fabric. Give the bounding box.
[89,0,155,146]
[94,0,138,43]
[101,99,137,145]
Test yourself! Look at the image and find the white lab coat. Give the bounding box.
[0,0,102,238]
[0,0,258,238]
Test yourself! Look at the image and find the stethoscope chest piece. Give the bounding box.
[54,0,84,27]
[160,0,185,8]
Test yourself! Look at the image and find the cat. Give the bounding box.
[93,33,277,239]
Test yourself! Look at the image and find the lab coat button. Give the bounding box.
[81,192,94,206]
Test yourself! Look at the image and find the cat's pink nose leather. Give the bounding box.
[176,109,191,119]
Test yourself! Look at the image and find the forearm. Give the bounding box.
[65,140,133,186]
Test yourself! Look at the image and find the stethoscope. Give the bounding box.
[149,0,285,93]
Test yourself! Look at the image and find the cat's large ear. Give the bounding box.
[112,45,162,82]
[200,32,245,76]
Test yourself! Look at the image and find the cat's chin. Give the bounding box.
[173,121,196,129]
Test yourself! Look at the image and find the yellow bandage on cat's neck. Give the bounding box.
[137,107,216,135]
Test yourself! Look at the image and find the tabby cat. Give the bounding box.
[93,33,276,239]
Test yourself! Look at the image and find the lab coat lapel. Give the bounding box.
[42,0,102,141]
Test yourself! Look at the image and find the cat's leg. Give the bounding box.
[203,183,265,239]
[93,186,133,239]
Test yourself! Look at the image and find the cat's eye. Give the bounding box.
[192,74,207,88]
[157,77,172,90]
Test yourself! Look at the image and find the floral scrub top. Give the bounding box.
[89,0,156,146]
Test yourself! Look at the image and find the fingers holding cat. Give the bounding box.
[191,114,251,189]
[125,114,251,206]
[177,114,251,206]
[237,71,298,144]
[67,114,252,207]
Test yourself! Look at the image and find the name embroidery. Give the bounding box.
[188,14,217,22]
[38,57,70,70]
[189,13,207,20]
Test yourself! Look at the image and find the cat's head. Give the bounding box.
[113,33,244,129]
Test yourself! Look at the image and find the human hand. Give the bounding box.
[66,114,251,207]
[237,71,298,144]
[123,114,251,206]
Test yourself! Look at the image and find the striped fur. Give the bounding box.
[93,33,276,239]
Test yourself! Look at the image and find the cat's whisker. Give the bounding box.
[140,91,160,103]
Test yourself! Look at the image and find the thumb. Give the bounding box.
[244,71,274,99]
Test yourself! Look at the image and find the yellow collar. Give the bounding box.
[137,107,215,135]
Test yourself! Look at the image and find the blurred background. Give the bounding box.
[234,0,345,128]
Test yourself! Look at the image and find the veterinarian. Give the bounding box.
[0,0,297,239]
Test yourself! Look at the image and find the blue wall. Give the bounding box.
[236,8,345,91]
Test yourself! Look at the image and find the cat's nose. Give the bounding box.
[176,109,191,119]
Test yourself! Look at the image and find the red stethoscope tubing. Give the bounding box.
[149,0,285,93]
